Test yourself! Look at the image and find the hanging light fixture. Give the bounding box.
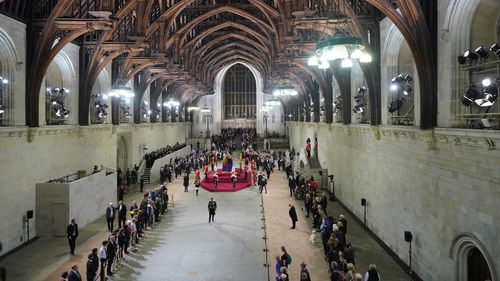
[273,86,297,96]
[109,86,134,98]
[309,31,372,69]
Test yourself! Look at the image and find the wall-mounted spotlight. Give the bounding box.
[475,46,490,59]
[388,74,412,113]
[353,86,368,114]
[490,43,500,57]
[461,79,498,108]
[47,87,70,118]
[92,93,109,121]
[463,49,479,61]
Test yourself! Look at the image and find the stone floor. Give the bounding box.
[0,165,410,281]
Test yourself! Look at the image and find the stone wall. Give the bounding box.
[288,122,499,281]
[0,123,188,255]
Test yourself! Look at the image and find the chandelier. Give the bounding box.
[273,86,298,96]
[308,32,372,69]
[109,86,134,98]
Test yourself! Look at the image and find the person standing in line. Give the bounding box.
[208,198,217,223]
[288,204,298,229]
[106,235,116,276]
[66,219,79,255]
[288,175,296,197]
[86,253,97,281]
[117,201,127,229]
[183,173,190,192]
[105,203,116,232]
[67,264,82,281]
[139,175,145,193]
[98,241,108,281]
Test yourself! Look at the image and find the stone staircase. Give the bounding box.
[308,156,322,169]
[143,167,151,184]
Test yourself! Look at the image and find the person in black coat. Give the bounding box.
[288,175,295,197]
[106,235,117,276]
[68,264,82,281]
[183,173,189,192]
[117,201,127,229]
[288,204,298,229]
[66,219,79,255]
[139,175,145,193]
[86,252,98,281]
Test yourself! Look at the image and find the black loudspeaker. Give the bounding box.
[361,198,366,206]
[319,171,323,176]
[404,231,413,242]
[26,210,33,219]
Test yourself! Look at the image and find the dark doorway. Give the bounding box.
[467,247,491,281]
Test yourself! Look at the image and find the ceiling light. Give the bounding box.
[359,53,372,63]
[341,58,353,68]
[307,56,319,66]
[318,59,329,69]
[350,49,363,59]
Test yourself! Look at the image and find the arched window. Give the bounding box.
[223,63,256,119]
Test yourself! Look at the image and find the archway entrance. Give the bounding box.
[222,63,256,129]
[467,248,491,281]
[116,136,128,171]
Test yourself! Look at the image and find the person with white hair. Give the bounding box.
[364,264,380,281]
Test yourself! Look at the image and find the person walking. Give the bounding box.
[300,262,311,281]
[105,203,116,232]
[208,198,217,223]
[66,219,79,255]
[183,173,189,192]
[288,204,298,229]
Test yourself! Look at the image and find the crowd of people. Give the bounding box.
[61,185,170,281]
[280,160,381,281]
[211,128,256,152]
[144,142,186,167]
[59,133,382,281]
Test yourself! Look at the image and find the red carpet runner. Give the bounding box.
[200,169,253,192]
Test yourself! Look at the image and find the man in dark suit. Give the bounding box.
[117,201,127,229]
[288,204,298,229]
[106,235,117,276]
[105,203,116,232]
[68,264,82,281]
[66,219,79,255]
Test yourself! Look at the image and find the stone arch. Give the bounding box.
[0,27,19,124]
[449,233,497,281]
[116,135,129,171]
[381,22,404,125]
[90,68,112,124]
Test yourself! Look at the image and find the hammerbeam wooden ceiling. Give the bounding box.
[0,0,436,129]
